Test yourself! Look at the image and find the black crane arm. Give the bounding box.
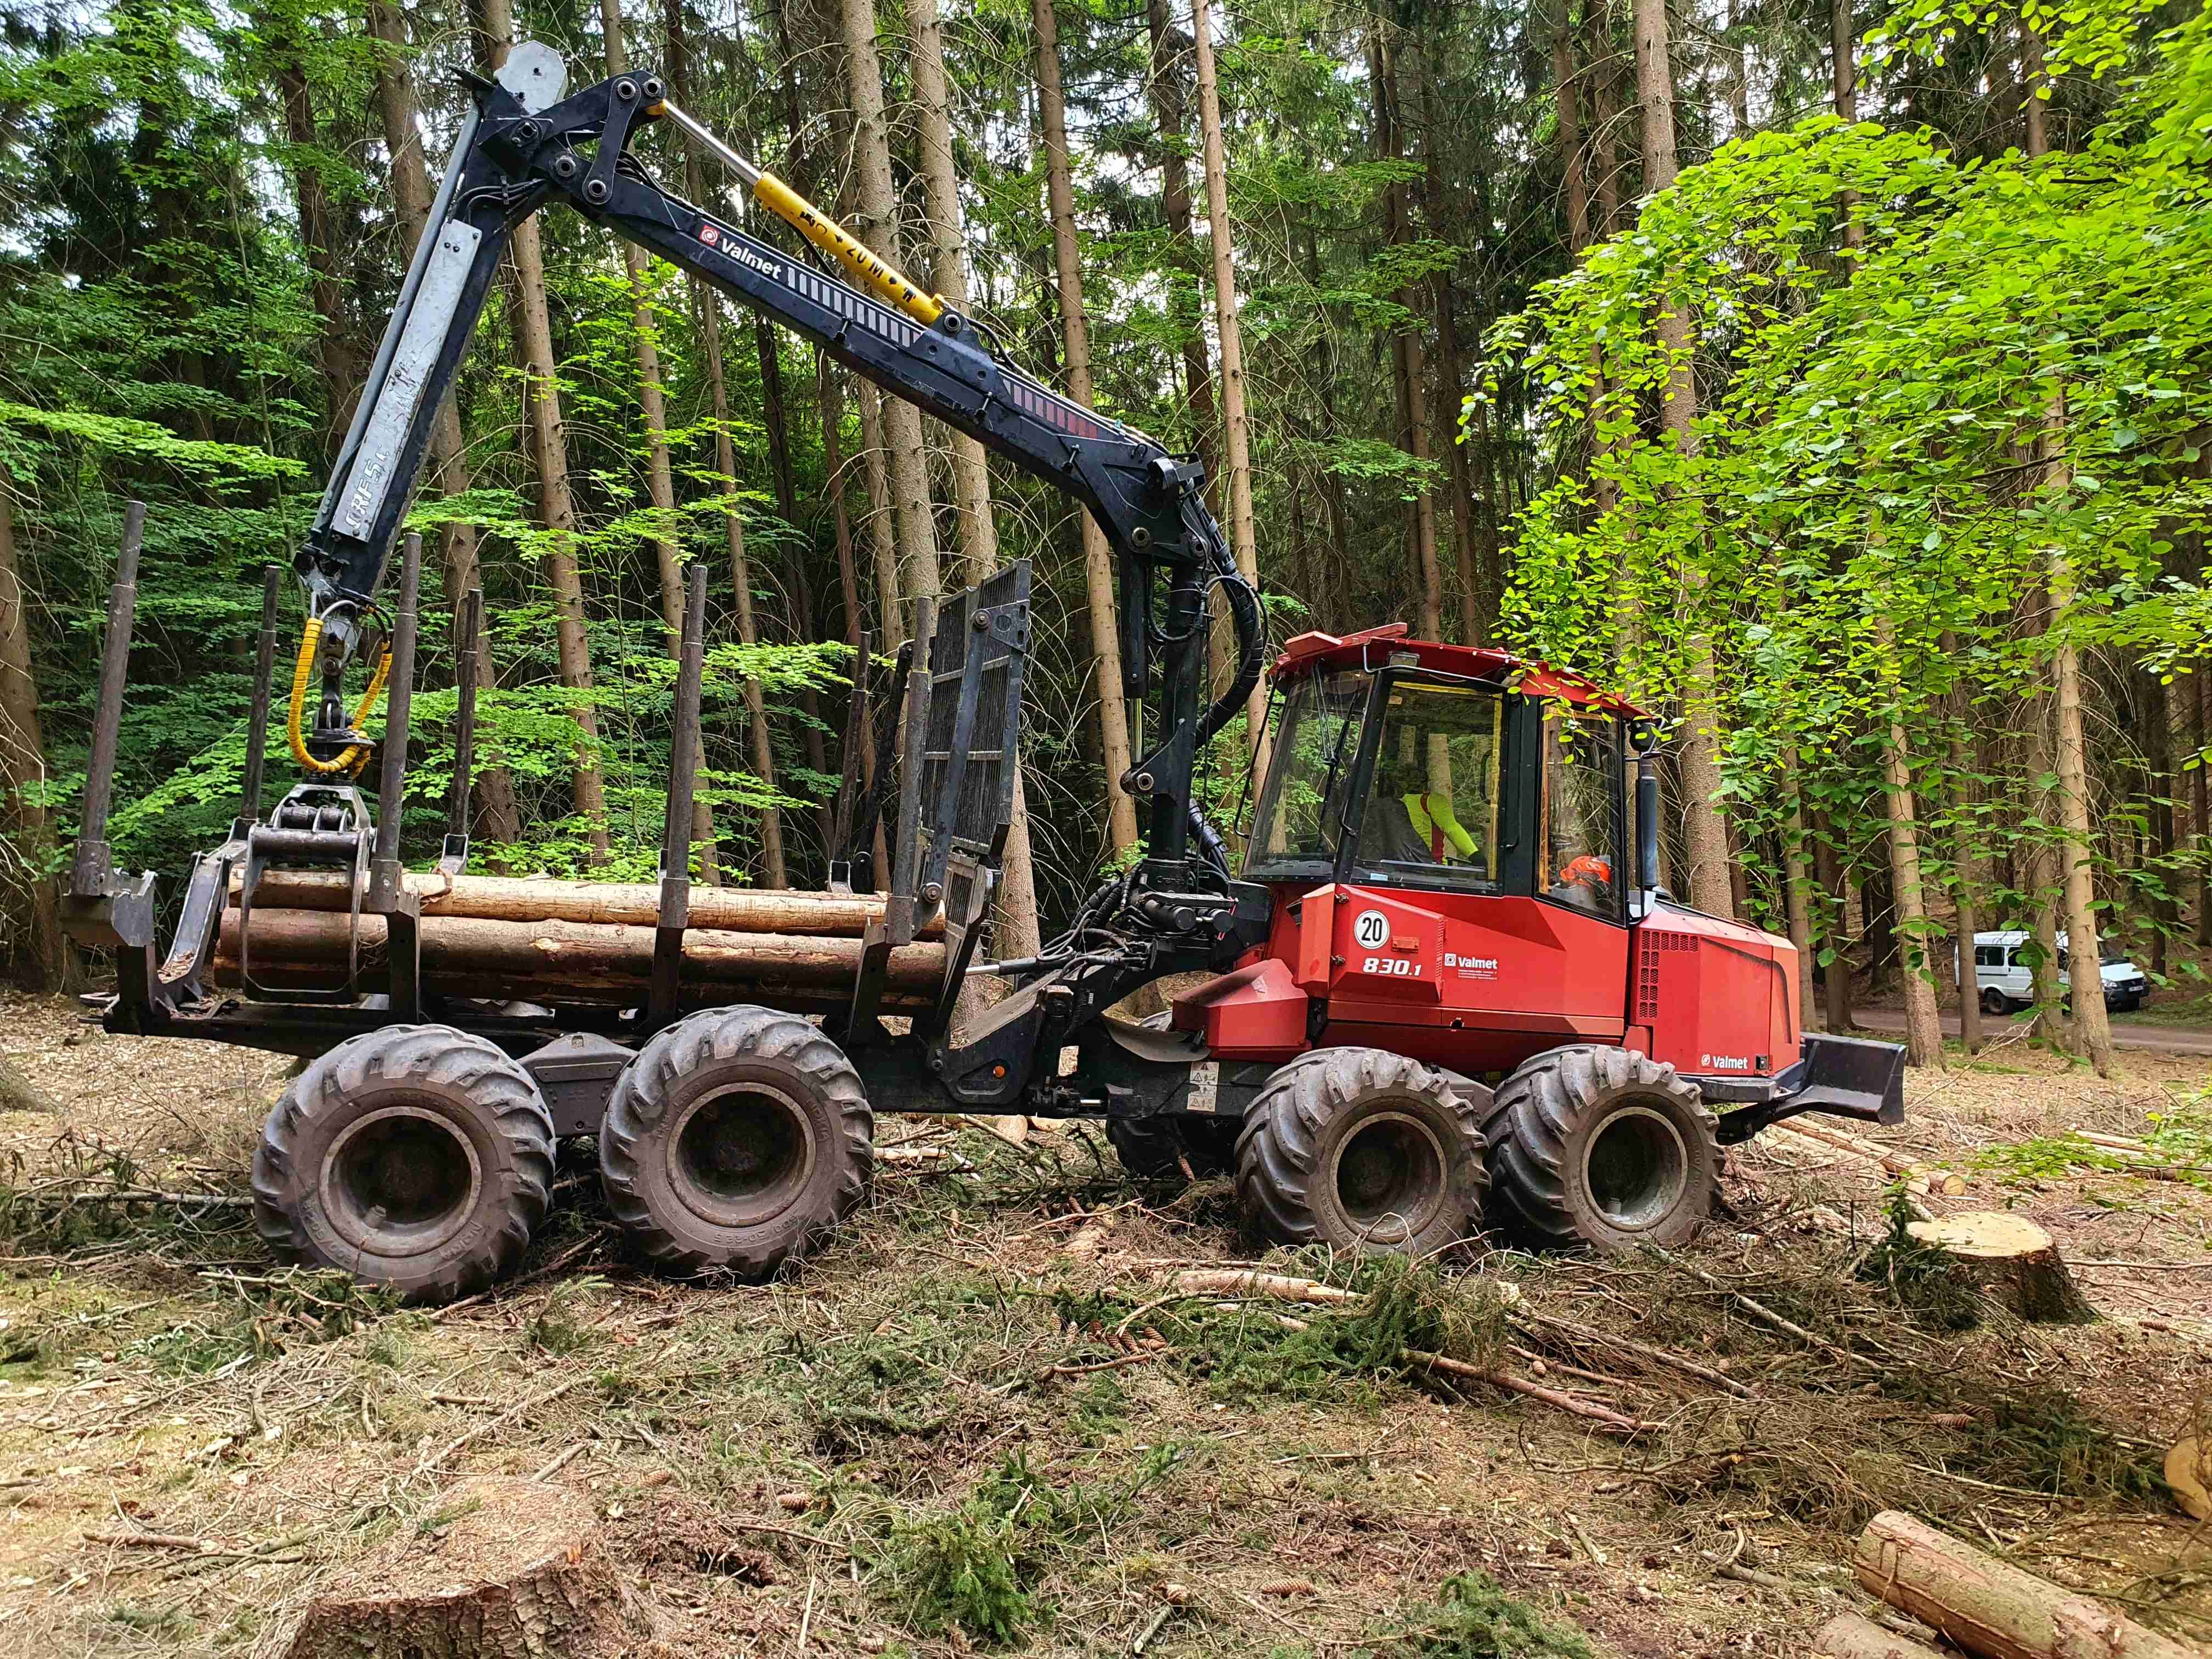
[297,44,1261,872]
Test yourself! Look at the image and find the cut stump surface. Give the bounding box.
[1903,1211,2096,1324]
[284,1477,649,1659]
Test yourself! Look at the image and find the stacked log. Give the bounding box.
[214,872,949,1013]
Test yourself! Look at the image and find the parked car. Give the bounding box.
[1970,930,2149,1015]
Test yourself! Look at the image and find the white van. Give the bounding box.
[1971,930,2148,1015]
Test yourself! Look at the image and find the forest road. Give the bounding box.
[1854,1007,2212,1056]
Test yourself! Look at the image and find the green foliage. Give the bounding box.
[1381,1570,1594,1658]
[882,1500,1036,1645]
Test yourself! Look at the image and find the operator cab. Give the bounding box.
[1243,626,1639,927]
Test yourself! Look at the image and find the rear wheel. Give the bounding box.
[250,1025,554,1303]
[1483,1046,1716,1251]
[1235,1048,1486,1255]
[1979,988,2009,1017]
[600,1006,872,1277]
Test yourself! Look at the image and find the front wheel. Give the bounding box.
[1482,1046,1717,1251]
[1235,1048,1487,1256]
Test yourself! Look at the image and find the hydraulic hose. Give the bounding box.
[1192,527,1265,752]
[286,617,391,778]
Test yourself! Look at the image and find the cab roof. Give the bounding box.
[1271,623,1642,716]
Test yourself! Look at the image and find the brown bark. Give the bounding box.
[230,867,939,935]
[217,906,949,1002]
[839,0,939,625]
[1587,0,1621,236]
[1632,0,1733,918]
[269,23,358,449]
[1372,32,1444,644]
[0,481,61,985]
[475,0,608,855]
[2196,671,2210,945]
[664,0,783,888]
[1853,1510,2191,1659]
[1554,0,1591,255]
[284,1480,631,1659]
[1419,72,1492,647]
[1037,0,1139,858]
[1813,814,1855,1031]
[1903,1212,2095,1323]
[1144,0,1220,503]
[1780,753,1816,1035]
[1876,619,1943,1068]
[366,0,520,844]
[607,0,716,883]
[2140,668,2174,975]
[1191,0,1267,758]
[1832,0,1864,248]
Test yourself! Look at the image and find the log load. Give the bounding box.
[232,868,943,937]
[1853,1510,2196,1659]
[214,904,947,1013]
[284,1477,653,1658]
[1901,1212,2096,1324]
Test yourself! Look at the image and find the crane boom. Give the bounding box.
[298,43,1261,876]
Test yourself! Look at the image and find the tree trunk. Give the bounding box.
[1587,0,1621,237]
[1814,814,1855,1031]
[1813,1612,1948,1659]
[1035,0,1138,859]
[1372,32,1445,645]
[1780,750,1816,1035]
[1831,0,1863,247]
[607,0,716,883]
[475,0,608,857]
[0,480,61,986]
[1853,1511,2193,1659]
[1631,0,1734,919]
[2196,670,2210,945]
[1554,0,1591,255]
[366,0,520,845]
[1877,620,1943,1068]
[2140,667,2174,975]
[1420,70,1492,646]
[665,0,782,888]
[269,26,358,450]
[1946,687,1983,1053]
[1190,0,1268,760]
[1144,0,1221,504]
[839,0,940,629]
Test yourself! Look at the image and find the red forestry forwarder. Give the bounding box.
[59,46,1904,1301]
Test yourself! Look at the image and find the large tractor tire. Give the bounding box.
[251,1025,555,1304]
[599,1006,872,1278]
[1482,1045,1717,1251]
[1235,1048,1487,1255]
[1107,1114,1240,1181]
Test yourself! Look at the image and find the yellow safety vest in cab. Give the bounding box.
[1402,792,1477,861]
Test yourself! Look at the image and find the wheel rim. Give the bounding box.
[1579,1104,1689,1233]
[667,1082,818,1231]
[1327,1109,1449,1244]
[322,1103,482,1255]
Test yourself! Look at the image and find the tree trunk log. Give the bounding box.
[229,870,938,937]
[284,1478,647,1659]
[1814,1612,1948,1659]
[2164,1435,2209,1521]
[1854,1510,2194,1659]
[1903,1212,2095,1323]
[215,906,945,1008]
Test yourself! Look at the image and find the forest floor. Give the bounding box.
[0,990,2207,1658]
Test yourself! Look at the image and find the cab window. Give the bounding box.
[1538,709,1623,922]
[1245,670,1369,881]
[1351,681,1504,890]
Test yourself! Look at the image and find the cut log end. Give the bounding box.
[1903,1211,2096,1324]
[2165,1435,2210,1521]
[283,1478,650,1659]
[1813,1611,1950,1659]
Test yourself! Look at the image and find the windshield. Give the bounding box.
[1352,680,1505,890]
[1246,670,1370,878]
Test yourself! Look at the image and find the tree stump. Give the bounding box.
[285,1479,650,1659]
[2164,1435,2210,1521]
[1902,1212,2095,1323]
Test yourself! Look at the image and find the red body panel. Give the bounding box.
[1171,957,1307,1055]
[1189,883,1802,1085]
[1624,906,1801,1079]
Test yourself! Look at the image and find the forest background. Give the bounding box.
[1,0,2208,1078]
